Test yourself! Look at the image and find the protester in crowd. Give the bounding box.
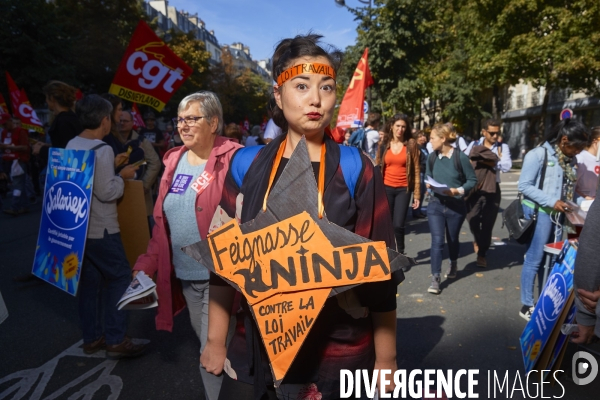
[133,91,241,400]
[139,111,165,156]
[244,125,263,147]
[426,123,477,294]
[427,124,467,153]
[66,94,145,359]
[343,129,351,146]
[1,115,30,215]
[202,33,400,400]
[363,112,382,160]
[572,184,600,344]
[465,118,512,267]
[263,98,283,144]
[376,113,421,259]
[412,130,429,219]
[223,122,243,144]
[574,126,600,204]
[41,81,81,149]
[517,118,589,321]
[99,94,130,170]
[118,110,161,221]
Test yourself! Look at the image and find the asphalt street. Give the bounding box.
[1,170,599,399]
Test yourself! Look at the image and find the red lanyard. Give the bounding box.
[262,137,327,218]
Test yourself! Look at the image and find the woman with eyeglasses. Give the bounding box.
[375,114,421,259]
[517,119,589,321]
[133,91,241,400]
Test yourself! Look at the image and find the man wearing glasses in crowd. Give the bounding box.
[465,118,512,267]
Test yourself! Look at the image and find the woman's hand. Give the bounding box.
[119,164,139,180]
[374,358,398,395]
[577,287,600,313]
[443,188,460,196]
[412,199,420,209]
[114,152,129,167]
[132,270,139,279]
[425,183,431,189]
[200,340,227,375]
[553,200,571,213]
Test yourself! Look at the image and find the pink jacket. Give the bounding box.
[134,136,242,331]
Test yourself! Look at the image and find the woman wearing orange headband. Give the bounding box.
[201,34,401,399]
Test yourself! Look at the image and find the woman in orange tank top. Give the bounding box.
[376,114,421,264]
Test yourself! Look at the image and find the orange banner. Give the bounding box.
[335,48,374,129]
[251,288,330,382]
[109,20,192,112]
[5,72,44,133]
[207,211,391,305]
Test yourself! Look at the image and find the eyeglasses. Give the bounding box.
[485,130,500,136]
[172,116,207,127]
[119,119,133,124]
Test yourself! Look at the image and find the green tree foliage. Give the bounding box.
[207,49,270,124]
[0,0,145,106]
[162,29,211,114]
[0,0,76,105]
[338,0,600,130]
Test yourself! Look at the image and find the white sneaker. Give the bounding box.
[519,305,534,321]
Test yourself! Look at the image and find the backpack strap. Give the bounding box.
[90,142,108,151]
[339,145,362,199]
[231,145,264,188]
[428,151,437,176]
[452,148,466,185]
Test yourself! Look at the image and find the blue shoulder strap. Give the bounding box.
[339,145,362,199]
[231,145,264,188]
[231,144,362,198]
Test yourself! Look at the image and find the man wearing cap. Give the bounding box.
[138,111,164,157]
[0,115,30,215]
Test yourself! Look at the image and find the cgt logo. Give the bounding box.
[126,43,184,93]
[45,181,89,231]
[572,351,599,385]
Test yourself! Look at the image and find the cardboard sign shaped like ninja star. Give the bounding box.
[183,137,407,385]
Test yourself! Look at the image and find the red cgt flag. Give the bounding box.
[335,48,374,129]
[131,103,146,130]
[5,72,44,133]
[0,93,9,116]
[109,20,193,112]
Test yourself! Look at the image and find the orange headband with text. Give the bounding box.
[276,63,336,86]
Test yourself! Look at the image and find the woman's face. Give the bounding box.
[274,56,336,138]
[429,130,445,151]
[560,136,586,158]
[46,96,57,114]
[178,101,217,150]
[392,119,407,141]
[112,102,123,124]
[417,135,427,146]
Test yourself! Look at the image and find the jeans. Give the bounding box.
[182,280,234,400]
[79,230,131,345]
[385,186,411,254]
[427,196,467,275]
[520,205,559,307]
[466,185,501,257]
[10,161,28,210]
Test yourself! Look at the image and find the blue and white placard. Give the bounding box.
[32,148,96,296]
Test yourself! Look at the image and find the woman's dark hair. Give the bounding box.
[43,80,77,108]
[76,95,112,130]
[589,126,600,144]
[271,33,343,133]
[544,118,589,148]
[100,93,122,135]
[375,114,413,165]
